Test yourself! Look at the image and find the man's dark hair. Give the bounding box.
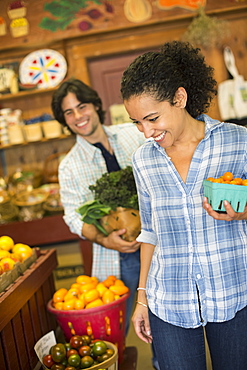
[121,41,217,118]
[51,78,105,130]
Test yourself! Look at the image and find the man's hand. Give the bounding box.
[82,223,141,253]
[132,303,152,344]
[203,197,247,221]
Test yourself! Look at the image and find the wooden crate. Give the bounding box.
[0,249,58,370]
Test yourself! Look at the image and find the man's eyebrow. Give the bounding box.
[63,102,84,113]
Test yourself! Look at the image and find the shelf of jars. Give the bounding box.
[0,87,56,101]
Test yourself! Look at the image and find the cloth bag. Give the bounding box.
[218,46,247,121]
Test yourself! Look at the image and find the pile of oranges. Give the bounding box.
[52,274,129,311]
[206,172,247,186]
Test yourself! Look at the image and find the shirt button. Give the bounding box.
[196,274,201,279]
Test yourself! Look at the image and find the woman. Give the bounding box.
[120,41,247,370]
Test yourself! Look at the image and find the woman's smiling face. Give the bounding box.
[124,89,187,149]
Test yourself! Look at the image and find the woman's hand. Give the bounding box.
[203,197,247,221]
[132,303,153,344]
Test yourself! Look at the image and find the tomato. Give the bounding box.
[43,354,55,368]
[106,348,114,357]
[66,349,78,358]
[92,341,107,356]
[65,367,76,370]
[81,335,91,346]
[78,345,91,357]
[80,355,94,369]
[70,335,83,349]
[51,364,65,370]
[223,172,234,181]
[67,354,81,367]
[51,343,67,363]
[98,352,112,363]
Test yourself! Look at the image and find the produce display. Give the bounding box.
[77,166,141,241]
[0,235,33,274]
[42,335,114,369]
[51,274,129,311]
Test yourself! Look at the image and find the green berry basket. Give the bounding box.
[203,180,247,213]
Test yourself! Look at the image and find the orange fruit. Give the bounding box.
[102,278,115,288]
[222,172,234,182]
[63,299,76,310]
[242,179,247,186]
[64,288,79,301]
[102,289,115,304]
[114,279,125,286]
[84,288,99,303]
[79,282,97,294]
[53,288,68,303]
[0,236,15,251]
[85,298,104,309]
[54,302,64,310]
[0,257,16,271]
[70,283,82,290]
[109,285,129,296]
[76,275,93,285]
[74,299,85,310]
[91,276,99,284]
[96,283,108,297]
[232,178,242,185]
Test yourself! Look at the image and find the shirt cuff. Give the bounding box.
[136,230,157,246]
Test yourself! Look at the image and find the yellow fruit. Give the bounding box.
[102,289,115,304]
[85,298,104,309]
[96,283,108,297]
[0,257,16,271]
[109,285,129,296]
[9,252,21,262]
[0,236,15,251]
[74,298,85,310]
[84,288,99,303]
[0,250,10,260]
[64,288,79,301]
[76,275,93,285]
[79,282,97,294]
[53,288,68,303]
[63,299,76,310]
[12,243,32,262]
[54,302,64,310]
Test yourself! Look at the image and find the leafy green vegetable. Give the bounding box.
[76,200,111,235]
[89,166,139,211]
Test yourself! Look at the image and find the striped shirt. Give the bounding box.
[58,123,145,280]
[132,114,247,328]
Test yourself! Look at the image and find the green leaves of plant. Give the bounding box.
[77,200,111,235]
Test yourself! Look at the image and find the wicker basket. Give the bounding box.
[43,152,67,183]
[12,188,48,221]
[0,190,18,223]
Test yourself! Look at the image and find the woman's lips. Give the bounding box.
[153,131,166,142]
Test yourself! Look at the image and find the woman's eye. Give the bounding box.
[149,116,159,122]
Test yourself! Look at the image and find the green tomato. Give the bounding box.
[68,354,81,367]
[92,341,107,356]
[51,343,67,363]
[80,355,94,369]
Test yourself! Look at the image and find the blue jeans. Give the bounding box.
[149,305,247,370]
[120,249,140,335]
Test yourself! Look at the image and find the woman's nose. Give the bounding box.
[141,123,153,138]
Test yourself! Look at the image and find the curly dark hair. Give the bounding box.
[51,78,105,131]
[120,41,217,118]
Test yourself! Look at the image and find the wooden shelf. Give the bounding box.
[0,133,74,150]
[0,87,56,101]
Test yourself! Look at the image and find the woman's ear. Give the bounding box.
[173,87,187,108]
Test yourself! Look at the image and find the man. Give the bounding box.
[51,78,144,334]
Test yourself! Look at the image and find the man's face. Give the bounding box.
[61,92,100,138]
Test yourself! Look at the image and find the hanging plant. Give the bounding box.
[182,7,230,49]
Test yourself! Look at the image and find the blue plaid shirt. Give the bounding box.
[58,123,145,280]
[132,114,247,328]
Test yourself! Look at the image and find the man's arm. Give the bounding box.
[82,223,140,253]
